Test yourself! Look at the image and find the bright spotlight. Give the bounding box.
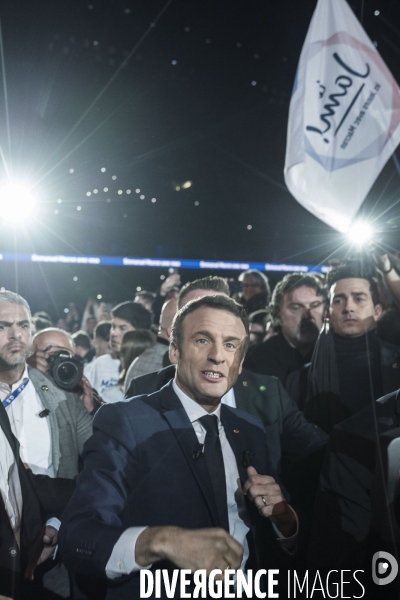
[346,221,374,246]
[0,183,36,223]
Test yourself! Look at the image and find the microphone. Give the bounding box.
[242,451,252,468]
[38,409,50,418]
[192,443,204,461]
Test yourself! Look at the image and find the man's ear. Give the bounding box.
[374,303,383,321]
[169,342,179,365]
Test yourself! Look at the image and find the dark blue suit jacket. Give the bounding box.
[59,382,289,599]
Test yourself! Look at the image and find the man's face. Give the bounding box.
[241,276,262,301]
[329,278,382,337]
[249,322,265,345]
[0,303,31,369]
[169,307,247,408]
[279,285,325,348]
[31,330,74,357]
[180,289,227,308]
[110,317,135,352]
[86,317,97,335]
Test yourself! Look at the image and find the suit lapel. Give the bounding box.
[0,402,19,455]
[160,383,221,527]
[29,369,61,475]
[233,371,262,417]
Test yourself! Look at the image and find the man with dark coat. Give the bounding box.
[0,402,75,600]
[126,364,327,476]
[244,273,327,386]
[59,296,299,599]
[309,389,400,598]
[289,260,400,434]
[126,275,327,475]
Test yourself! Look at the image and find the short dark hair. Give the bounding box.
[238,269,271,301]
[94,320,111,341]
[34,311,52,323]
[135,291,156,301]
[327,260,380,305]
[32,316,53,331]
[178,276,230,309]
[111,301,153,330]
[270,273,327,328]
[171,295,249,357]
[71,330,92,351]
[249,309,269,329]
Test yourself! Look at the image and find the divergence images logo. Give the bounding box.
[372,551,398,586]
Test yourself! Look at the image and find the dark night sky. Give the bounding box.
[0,0,400,315]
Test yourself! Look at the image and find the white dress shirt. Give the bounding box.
[106,380,296,578]
[0,366,54,477]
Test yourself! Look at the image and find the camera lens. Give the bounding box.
[47,351,84,390]
[57,361,79,384]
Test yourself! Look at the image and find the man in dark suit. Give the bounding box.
[59,296,298,599]
[126,275,327,474]
[0,402,75,600]
[288,260,400,434]
[126,365,327,475]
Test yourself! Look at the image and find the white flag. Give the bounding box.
[284,0,400,232]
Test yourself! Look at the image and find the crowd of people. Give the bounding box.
[1,251,400,599]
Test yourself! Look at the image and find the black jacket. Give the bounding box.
[287,331,400,433]
[244,333,313,386]
[0,402,75,599]
[125,366,328,474]
[309,389,400,596]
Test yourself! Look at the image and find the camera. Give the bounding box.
[47,350,84,391]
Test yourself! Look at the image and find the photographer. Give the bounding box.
[28,327,99,415]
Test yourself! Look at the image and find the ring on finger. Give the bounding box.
[261,496,267,506]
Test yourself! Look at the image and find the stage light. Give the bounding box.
[346,221,374,246]
[0,183,36,223]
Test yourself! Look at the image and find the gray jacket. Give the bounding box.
[30,368,93,479]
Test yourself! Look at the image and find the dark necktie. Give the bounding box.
[198,414,230,532]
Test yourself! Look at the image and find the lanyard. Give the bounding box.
[2,379,30,409]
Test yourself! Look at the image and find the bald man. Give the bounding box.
[28,328,96,414]
[124,298,178,390]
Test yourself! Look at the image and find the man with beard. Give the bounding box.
[244,273,327,387]
[0,291,85,599]
[0,291,92,480]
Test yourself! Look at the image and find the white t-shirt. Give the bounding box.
[88,354,120,394]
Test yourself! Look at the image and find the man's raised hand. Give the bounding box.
[243,466,297,537]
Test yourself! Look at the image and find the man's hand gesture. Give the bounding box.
[243,466,297,537]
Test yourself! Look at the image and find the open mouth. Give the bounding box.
[201,371,225,382]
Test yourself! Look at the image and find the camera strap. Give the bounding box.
[2,378,30,409]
